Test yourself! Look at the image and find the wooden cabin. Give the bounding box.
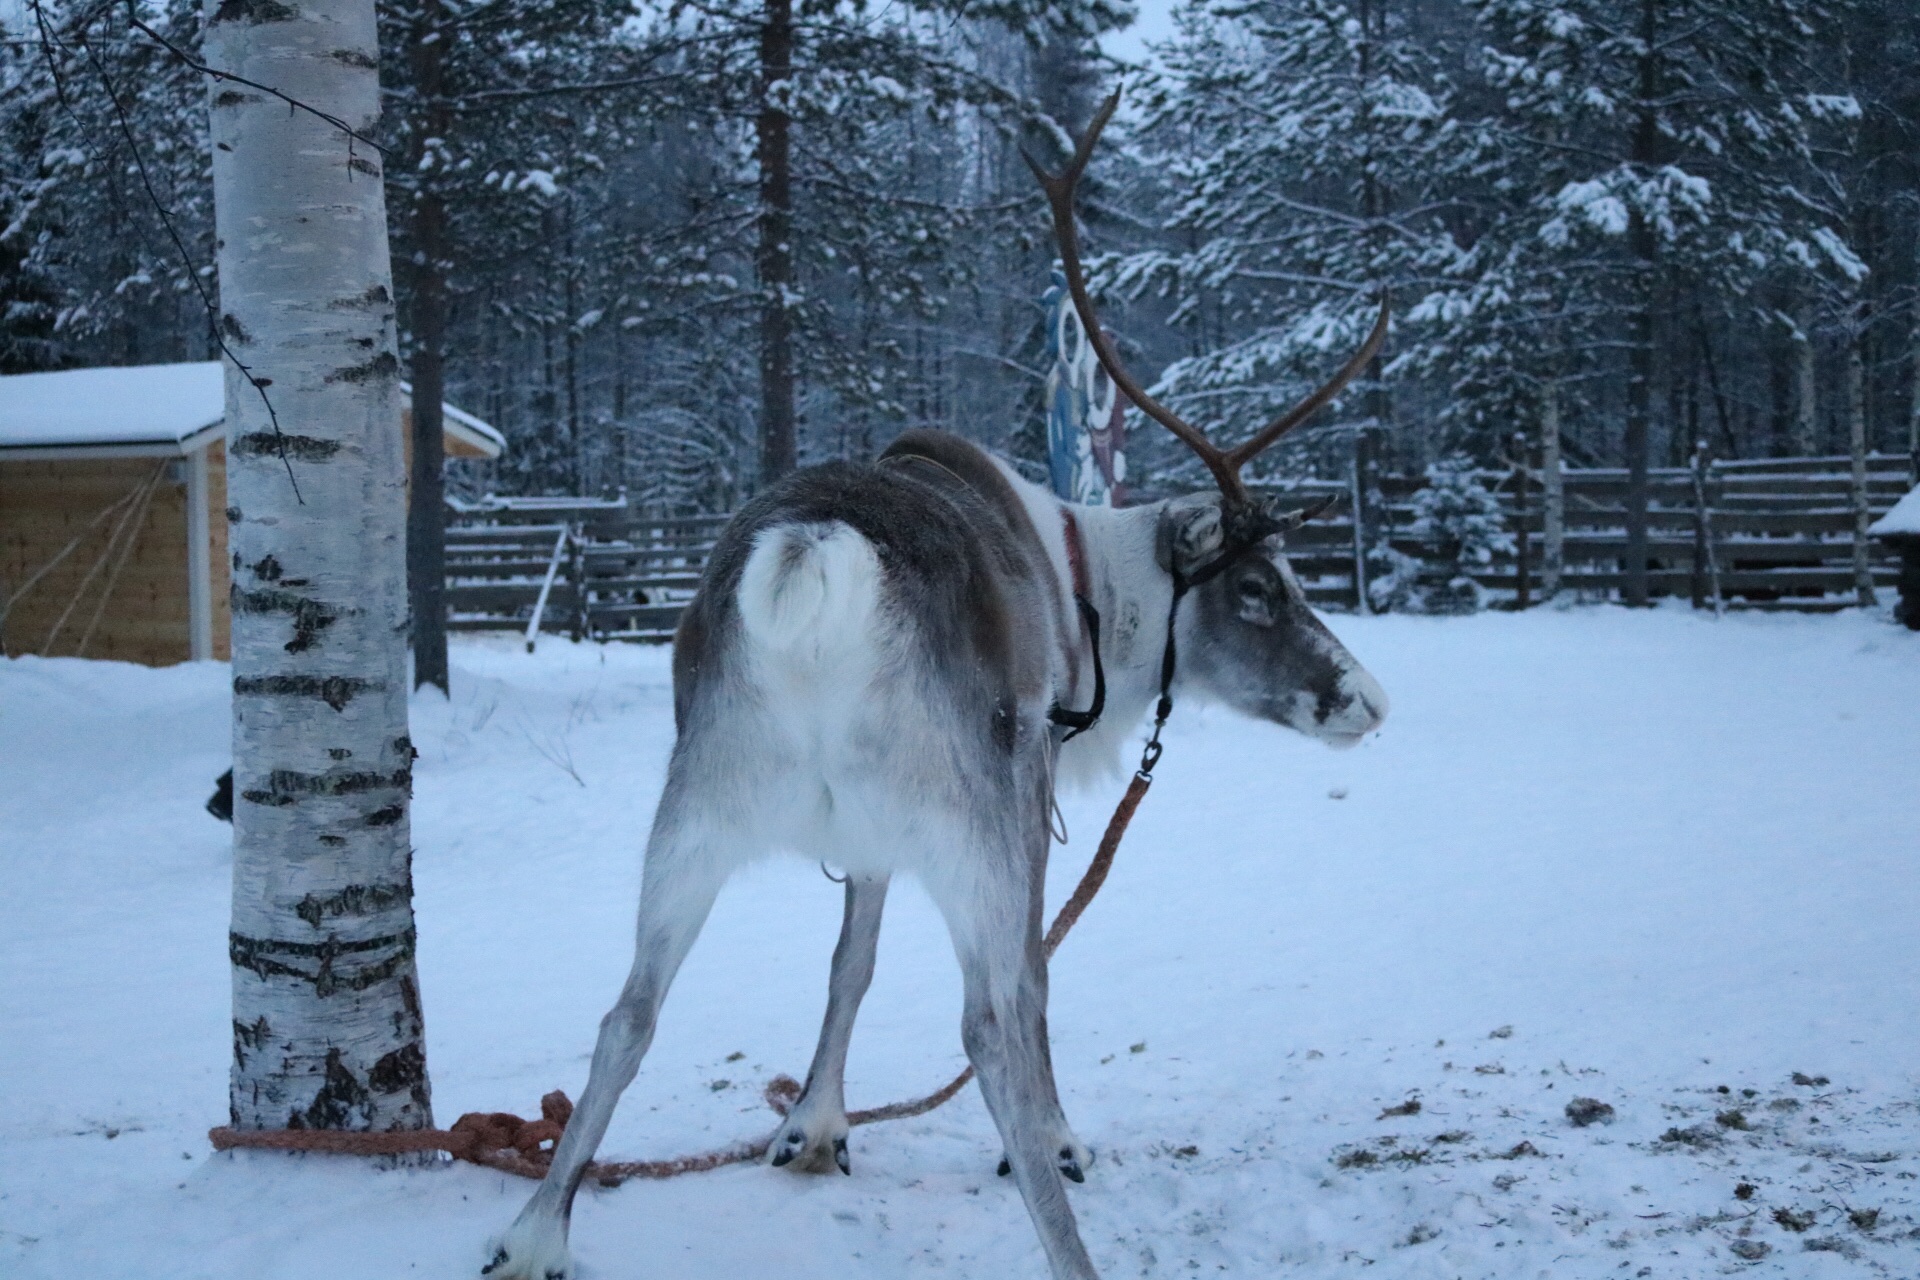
[0,362,504,666]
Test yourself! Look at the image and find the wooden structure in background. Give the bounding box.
[0,362,503,665]
[442,454,1910,644]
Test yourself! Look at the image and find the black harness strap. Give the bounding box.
[1048,509,1106,741]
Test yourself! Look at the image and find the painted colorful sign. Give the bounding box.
[1042,269,1127,506]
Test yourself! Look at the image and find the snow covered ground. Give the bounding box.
[3,606,1917,1279]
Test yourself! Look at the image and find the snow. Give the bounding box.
[1870,485,1920,538]
[3,609,1917,1278]
[0,363,505,458]
[0,362,225,450]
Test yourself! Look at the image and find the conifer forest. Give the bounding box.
[5,0,1919,510]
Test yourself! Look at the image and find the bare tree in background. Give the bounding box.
[208,0,433,1137]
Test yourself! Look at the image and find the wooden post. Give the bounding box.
[1849,313,1879,608]
[1510,432,1531,610]
[185,446,213,660]
[1541,378,1563,600]
[568,523,588,642]
[1349,437,1370,614]
[1689,441,1708,609]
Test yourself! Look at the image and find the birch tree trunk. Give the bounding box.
[1847,310,1878,608]
[1541,377,1564,599]
[207,0,433,1137]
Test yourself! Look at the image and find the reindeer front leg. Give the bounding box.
[770,872,889,1174]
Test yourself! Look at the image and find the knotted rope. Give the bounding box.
[209,769,1154,1187]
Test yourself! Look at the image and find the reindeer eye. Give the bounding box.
[1236,578,1266,606]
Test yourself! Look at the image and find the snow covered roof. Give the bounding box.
[1869,484,1920,539]
[0,362,505,460]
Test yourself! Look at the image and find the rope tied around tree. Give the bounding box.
[208,763,1155,1186]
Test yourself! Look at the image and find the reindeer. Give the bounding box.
[484,93,1389,1280]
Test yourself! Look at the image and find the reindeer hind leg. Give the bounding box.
[927,824,1101,1280]
[483,793,735,1280]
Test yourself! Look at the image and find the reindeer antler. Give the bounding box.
[1023,90,1390,509]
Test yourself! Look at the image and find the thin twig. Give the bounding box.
[125,6,390,157]
[44,6,304,501]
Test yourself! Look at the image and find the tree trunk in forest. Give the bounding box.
[1796,299,1819,456]
[1909,267,1920,481]
[207,0,433,1139]
[1848,309,1878,607]
[756,0,796,484]
[1621,0,1658,607]
[1541,377,1564,599]
[1350,427,1371,614]
[405,0,451,696]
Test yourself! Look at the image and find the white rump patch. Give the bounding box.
[736,521,883,664]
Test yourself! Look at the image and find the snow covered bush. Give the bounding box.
[1412,456,1515,613]
[1374,456,1515,614]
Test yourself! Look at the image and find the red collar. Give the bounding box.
[1060,507,1092,602]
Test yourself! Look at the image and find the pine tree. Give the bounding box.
[1116,0,1467,480]
[1466,0,1861,603]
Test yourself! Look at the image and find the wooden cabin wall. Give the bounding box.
[0,457,193,665]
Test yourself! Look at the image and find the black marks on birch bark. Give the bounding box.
[367,1041,426,1096]
[294,880,411,928]
[294,1048,372,1130]
[231,585,344,653]
[213,0,298,24]
[328,748,352,759]
[232,1015,271,1069]
[220,312,252,344]
[325,351,399,384]
[348,155,381,179]
[330,283,391,310]
[364,804,404,826]
[232,432,340,463]
[330,48,377,69]
[233,673,379,711]
[252,553,282,581]
[225,506,242,523]
[238,763,410,807]
[229,927,417,997]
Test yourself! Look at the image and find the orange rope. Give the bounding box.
[210,771,1154,1185]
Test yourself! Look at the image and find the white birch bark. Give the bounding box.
[1847,316,1877,608]
[1541,377,1564,600]
[207,0,432,1135]
[1796,300,1819,457]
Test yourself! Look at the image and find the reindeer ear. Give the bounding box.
[1156,495,1225,575]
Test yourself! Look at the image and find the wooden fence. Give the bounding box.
[445,496,726,643]
[445,453,1914,641]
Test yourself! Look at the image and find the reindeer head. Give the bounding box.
[1026,91,1389,747]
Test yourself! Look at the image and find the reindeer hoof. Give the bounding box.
[768,1121,851,1174]
[481,1221,572,1280]
[996,1145,1092,1181]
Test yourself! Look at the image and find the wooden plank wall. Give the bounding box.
[0,457,194,664]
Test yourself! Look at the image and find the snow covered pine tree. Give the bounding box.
[207,0,433,1137]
